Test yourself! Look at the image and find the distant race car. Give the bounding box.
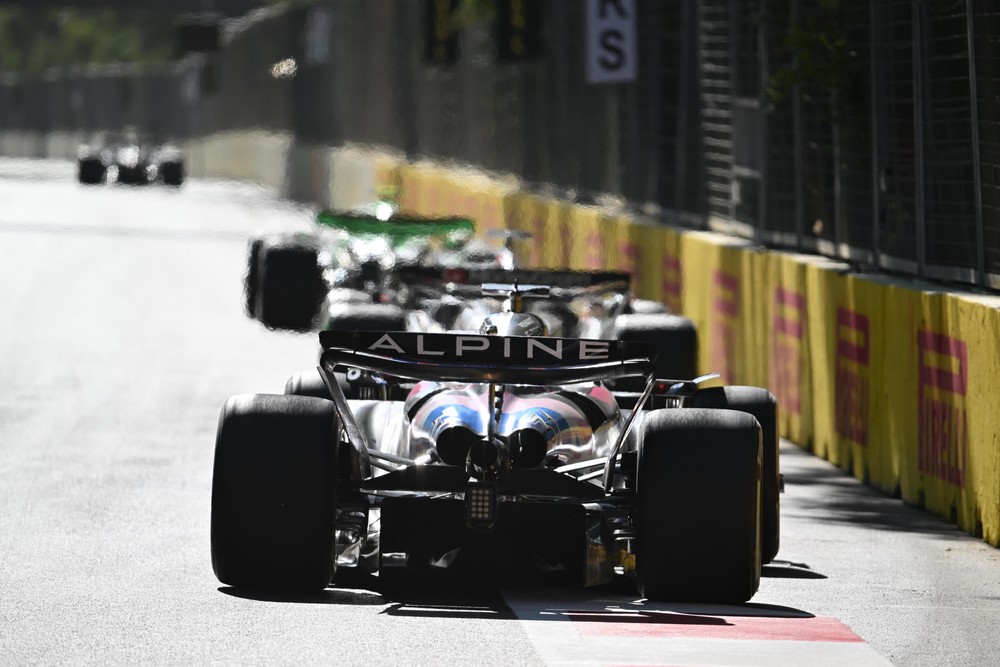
[243,209,519,332]
[210,327,777,602]
[77,128,184,187]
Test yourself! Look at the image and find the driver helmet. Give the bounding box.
[479,311,548,337]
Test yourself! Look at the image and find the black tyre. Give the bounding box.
[614,313,698,385]
[211,394,340,590]
[244,238,263,318]
[324,303,406,332]
[284,369,354,400]
[257,242,326,331]
[635,408,762,602]
[161,161,184,187]
[77,158,104,185]
[691,386,780,563]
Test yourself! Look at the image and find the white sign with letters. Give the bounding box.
[585,0,638,84]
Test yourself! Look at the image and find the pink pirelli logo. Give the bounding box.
[661,255,682,313]
[769,288,804,414]
[710,270,739,383]
[585,231,603,270]
[531,212,547,266]
[558,217,573,267]
[835,308,870,446]
[619,240,641,285]
[917,330,968,486]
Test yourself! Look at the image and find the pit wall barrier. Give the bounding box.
[394,161,1000,547]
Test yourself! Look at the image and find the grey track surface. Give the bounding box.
[0,159,997,666]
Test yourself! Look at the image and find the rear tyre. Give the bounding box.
[613,313,698,387]
[691,386,780,563]
[635,408,761,602]
[161,161,184,187]
[256,242,325,331]
[284,369,353,400]
[211,394,340,590]
[244,238,263,318]
[77,159,105,185]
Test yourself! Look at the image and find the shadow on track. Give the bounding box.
[781,443,970,538]
[218,586,386,605]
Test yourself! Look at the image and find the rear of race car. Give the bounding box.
[210,330,767,602]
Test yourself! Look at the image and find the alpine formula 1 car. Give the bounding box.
[284,274,779,565]
[77,129,184,187]
[211,329,778,602]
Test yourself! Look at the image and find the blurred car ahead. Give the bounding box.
[244,209,519,332]
[77,128,184,187]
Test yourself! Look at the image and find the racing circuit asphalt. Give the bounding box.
[0,158,998,666]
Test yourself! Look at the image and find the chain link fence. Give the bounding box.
[2,0,999,288]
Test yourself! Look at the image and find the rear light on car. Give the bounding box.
[464,482,497,528]
[443,268,468,284]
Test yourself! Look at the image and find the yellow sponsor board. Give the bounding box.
[758,252,813,446]
[679,232,755,385]
[659,227,684,314]
[598,216,668,302]
[874,279,949,505]
[566,205,606,271]
[600,214,646,298]
[538,197,573,269]
[503,192,546,268]
[907,292,991,541]
[632,223,667,302]
[805,265,885,485]
[396,162,430,214]
[946,293,1000,546]
[439,170,517,234]
[373,152,403,196]
[472,184,510,235]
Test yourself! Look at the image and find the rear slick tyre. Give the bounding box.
[256,243,325,331]
[635,408,762,603]
[211,394,340,591]
[613,313,698,385]
[691,386,780,563]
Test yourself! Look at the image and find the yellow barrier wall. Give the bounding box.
[947,294,1000,543]
[807,268,891,487]
[566,206,606,272]
[760,252,813,446]
[679,233,756,383]
[504,192,578,268]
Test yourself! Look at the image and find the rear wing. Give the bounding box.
[396,266,630,289]
[316,211,474,240]
[319,330,656,385]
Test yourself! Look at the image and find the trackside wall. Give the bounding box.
[389,158,1000,548]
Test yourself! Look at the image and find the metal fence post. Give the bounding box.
[913,0,926,276]
[966,0,985,286]
[870,0,881,267]
[792,0,804,248]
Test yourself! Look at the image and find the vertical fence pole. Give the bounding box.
[759,0,770,241]
[913,0,927,275]
[966,0,985,286]
[792,0,804,248]
[870,0,881,266]
[675,0,695,220]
